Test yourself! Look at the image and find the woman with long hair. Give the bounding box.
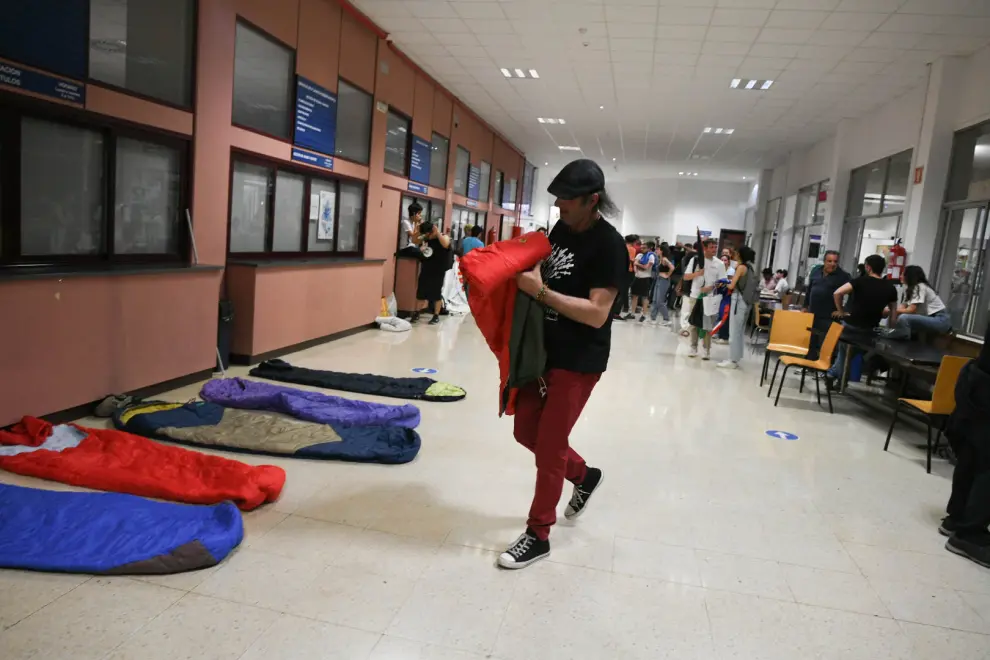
[718,245,757,369]
[887,265,951,340]
[649,242,674,326]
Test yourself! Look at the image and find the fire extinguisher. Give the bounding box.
[487,226,496,245]
[888,239,906,281]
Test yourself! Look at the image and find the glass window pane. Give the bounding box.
[384,112,410,176]
[453,147,469,196]
[765,197,781,231]
[272,171,304,252]
[494,171,504,207]
[859,214,901,266]
[232,22,293,140]
[337,181,364,253]
[504,178,518,210]
[847,163,883,217]
[883,150,912,214]
[946,121,990,202]
[308,179,336,252]
[89,0,195,107]
[336,80,372,165]
[429,133,449,189]
[20,118,104,256]
[937,207,988,337]
[479,161,491,203]
[114,137,181,255]
[229,161,271,253]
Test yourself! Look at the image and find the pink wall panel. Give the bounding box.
[412,73,435,139]
[236,0,299,46]
[376,44,415,117]
[297,0,342,93]
[86,86,193,135]
[338,13,378,93]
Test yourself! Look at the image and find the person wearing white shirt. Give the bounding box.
[398,201,422,254]
[681,238,726,360]
[774,269,790,296]
[886,265,951,340]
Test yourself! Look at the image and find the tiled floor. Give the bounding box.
[2,315,989,659]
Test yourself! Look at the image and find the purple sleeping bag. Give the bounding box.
[200,378,420,429]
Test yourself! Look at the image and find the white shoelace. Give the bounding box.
[507,534,534,558]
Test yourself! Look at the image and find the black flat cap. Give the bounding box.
[547,158,605,200]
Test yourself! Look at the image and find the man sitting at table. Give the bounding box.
[825,254,899,386]
[805,250,851,359]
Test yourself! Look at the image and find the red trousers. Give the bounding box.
[513,368,601,540]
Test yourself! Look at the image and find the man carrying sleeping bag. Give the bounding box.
[497,158,627,569]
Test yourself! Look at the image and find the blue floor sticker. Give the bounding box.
[766,430,799,441]
[411,367,438,375]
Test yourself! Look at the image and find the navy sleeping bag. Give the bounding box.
[0,484,243,574]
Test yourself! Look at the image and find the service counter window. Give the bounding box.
[503,177,518,210]
[384,110,411,176]
[336,80,373,165]
[453,147,469,196]
[232,21,294,140]
[430,133,449,189]
[228,156,365,257]
[0,108,188,267]
[479,161,491,203]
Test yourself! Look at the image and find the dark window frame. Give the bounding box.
[383,108,413,177]
[0,93,191,269]
[226,150,367,259]
[429,131,449,190]
[494,170,505,208]
[87,0,198,112]
[231,18,297,143]
[453,146,470,196]
[845,149,913,221]
[335,77,374,167]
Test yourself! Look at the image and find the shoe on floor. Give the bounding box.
[945,534,990,569]
[688,349,698,358]
[702,351,711,361]
[939,516,962,537]
[717,360,738,369]
[410,312,421,324]
[497,529,550,569]
[428,315,440,325]
[93,394,134,418]
[713,338,729,345]
[565,467,604,519]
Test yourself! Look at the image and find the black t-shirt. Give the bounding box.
[847,275,898,329]
[420,237,450,276]
[542,218,627,373]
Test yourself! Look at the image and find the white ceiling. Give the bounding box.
[353,0,990,182]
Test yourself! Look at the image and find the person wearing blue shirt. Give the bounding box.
[461,225,485,256]
[805,250,851,359]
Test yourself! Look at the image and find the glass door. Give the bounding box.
[935,203,990,336]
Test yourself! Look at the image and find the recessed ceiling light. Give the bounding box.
[693,173,698,176]
[704,127,712,133]
[546,118,558,124]
[544,162,548,166]
[745,79,757,89]
[715,128,723,134]
[599,105,604,110]
[612,157,616,161]
[558,118,566,125]
[731,78,772,91]
[529,69,540,78]
[537,117,546,123]
[500,68,512,78]
[761,80,773,90]
[558,145,581,151]
[514,68,526,78]
[725,128,735,134]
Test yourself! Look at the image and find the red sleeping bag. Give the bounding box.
[0,417,284,511]
[460,232,551,415]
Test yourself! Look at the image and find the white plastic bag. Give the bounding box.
[442,258,471,316]
[386,293,398,317]
[375,316,411,333]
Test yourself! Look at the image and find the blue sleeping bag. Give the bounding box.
[0,484,243,574]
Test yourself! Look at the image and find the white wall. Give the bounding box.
[611,179,750,241]
[785,136,835,196]
[956,45,990,130]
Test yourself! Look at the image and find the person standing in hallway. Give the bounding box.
[826,254,898,385]
[499,159,625,570]
[410,220,451,326]
[631,241,656,322]
[941,322,990,569]
[614,235,639,320]
[682,238,726,360]
[718,246,757,370]
[678,242,700,336]
[805,250,851,359]
[650,242,674,326]
[461,224,484,256]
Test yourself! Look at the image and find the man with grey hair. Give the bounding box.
[805,249,851,359]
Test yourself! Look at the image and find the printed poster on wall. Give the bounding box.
[467,165,481,200]
[294,76,337,157]
[409,136,432,185]
[317,190,335,241]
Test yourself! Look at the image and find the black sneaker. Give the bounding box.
[497,529,550,569]
[564,467,604,520]
[945,534,990,569]
[639,315,646,323]
[939,516,963,537]
[410,312,421,324]
[428,315,440,325]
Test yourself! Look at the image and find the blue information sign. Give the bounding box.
[0,62,84,104]
[408,182,429,195]
[409,135,432,185]
[291,148,333,171]
[766,430,799,441]
[465,199,478,208]
[294,76,337,157]
[467,165,481,200]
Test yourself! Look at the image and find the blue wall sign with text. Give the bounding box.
[766,430,799,441]
[467,165,481,200]
[409,135,432,185]
[465,199,478,208]
[411,367,438,375]
[0,62,84,104]
[294,76,337,157]
[408,182,429,195]
[699,230,712,237]
[291,148,333,171]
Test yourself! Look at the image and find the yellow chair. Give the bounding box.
[760,310,814,388]
[771,322,843,413]
[884,355,971,473]
[750,303,773,346]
